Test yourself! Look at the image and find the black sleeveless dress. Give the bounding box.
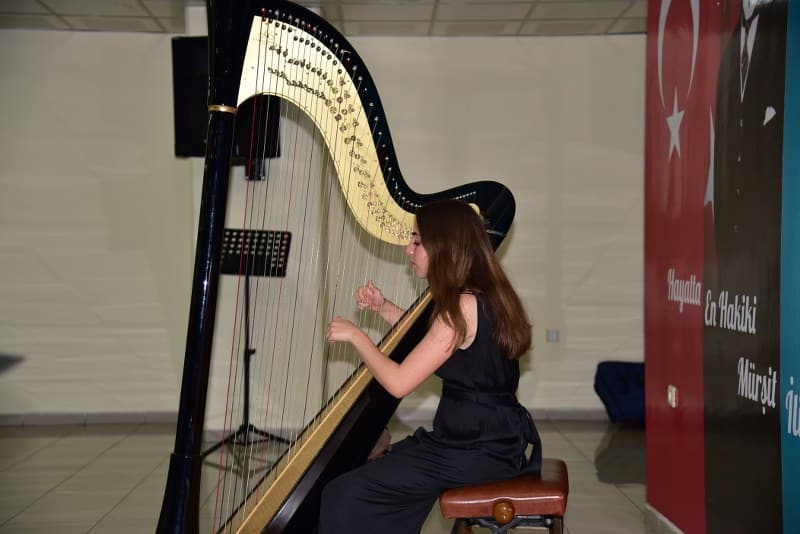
[319,296,541,534]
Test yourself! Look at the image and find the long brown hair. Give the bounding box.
[415,199,532,359]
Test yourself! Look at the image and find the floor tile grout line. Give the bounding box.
[0,424,143,528]
[0,428,95,527]
[0,421,649,533]
[87,450,172,532]
[552,421,647,518]
[0,426,74,474]
[615,483,648,513]
[549,420,600,531]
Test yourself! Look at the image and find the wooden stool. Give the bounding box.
[439,458,569,534]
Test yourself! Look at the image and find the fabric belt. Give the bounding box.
[442,383,543,474]
[442,383,518,407]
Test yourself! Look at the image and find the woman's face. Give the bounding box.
[405,225,429,279]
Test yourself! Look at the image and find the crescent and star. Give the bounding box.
[657,0,700,160]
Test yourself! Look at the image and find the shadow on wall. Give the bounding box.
[0,353,23,375]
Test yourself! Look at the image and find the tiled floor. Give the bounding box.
[0,419,646,533]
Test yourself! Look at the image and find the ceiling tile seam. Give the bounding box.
[332,18,622,24]
[135,0,167,32]
[610,0,633,29]
[58,15,165,20]
[34,0,73,30]
[434,18,548,23]
[620,0,642,19]
[616,1,647,32]
[514,0,539,35]
[427,0,439,35]
[527,14,633,22]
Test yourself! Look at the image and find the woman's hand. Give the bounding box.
[356,280,385,312]
[326,316,363,344]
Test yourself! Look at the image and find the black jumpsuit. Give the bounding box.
[319,297,541,533]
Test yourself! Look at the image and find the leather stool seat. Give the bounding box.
[439,458,569,534]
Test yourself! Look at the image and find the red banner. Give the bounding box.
[644,1,730,531]
[646,1,787,532]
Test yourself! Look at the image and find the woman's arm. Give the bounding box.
[356,280,404,325]
[327,314,455,398]
[327,294,478,398]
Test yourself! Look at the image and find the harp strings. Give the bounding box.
[215,15,299,528]
[208,13,421,531]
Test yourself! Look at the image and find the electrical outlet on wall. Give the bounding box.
[546,329,559,342]
[667,384,679,408]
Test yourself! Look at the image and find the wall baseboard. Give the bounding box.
[531,408,609,421]
[645,504,684,534]
[0,412,178,426]
[0,408,608,427]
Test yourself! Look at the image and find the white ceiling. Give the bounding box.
[0,0,647,36]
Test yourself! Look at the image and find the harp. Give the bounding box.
[158,1,516,532]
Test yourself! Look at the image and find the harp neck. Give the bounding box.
[236,9,413,245]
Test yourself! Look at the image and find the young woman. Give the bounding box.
[321,199,540,534]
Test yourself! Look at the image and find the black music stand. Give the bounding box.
[202,228,292,458]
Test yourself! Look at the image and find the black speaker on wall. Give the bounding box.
[171,36,280,178]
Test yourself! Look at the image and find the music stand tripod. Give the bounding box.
[202,228,292,458]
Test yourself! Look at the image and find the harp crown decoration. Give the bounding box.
[239,14,414,245]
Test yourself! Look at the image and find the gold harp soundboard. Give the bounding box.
[158,1,516,532]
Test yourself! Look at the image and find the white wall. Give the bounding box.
[0,28,644,423]
[350,36,645,420]
[0,30,193,422]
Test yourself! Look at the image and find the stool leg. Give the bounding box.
[450,519,472,534]
[551,516,564,534]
